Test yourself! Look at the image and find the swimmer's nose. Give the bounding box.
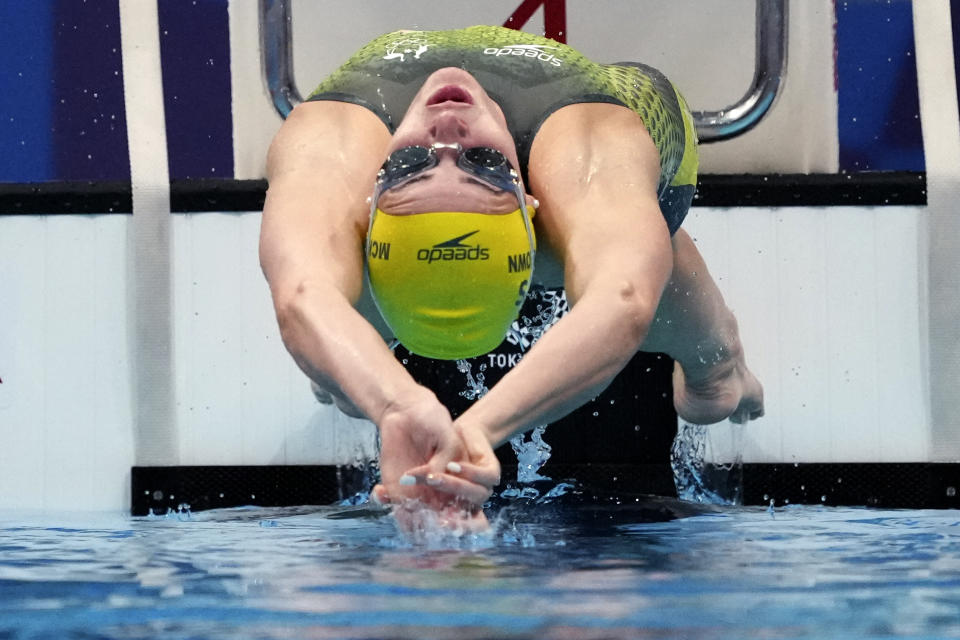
[429,111,468,142]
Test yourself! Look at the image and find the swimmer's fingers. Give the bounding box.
[424,474,493,505]
[377,470,492,506]
[399,467,493,505]
[370,484,392,505]
[444,460,501,488]
[456,423,500,485]
[403,461,499,491]
[310,381,334,405]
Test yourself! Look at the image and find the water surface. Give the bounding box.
[2,501,959,639]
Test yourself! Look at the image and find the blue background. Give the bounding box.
[836,0,925,172]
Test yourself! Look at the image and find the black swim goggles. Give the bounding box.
[375,142,522,194]
[367,140,536,283]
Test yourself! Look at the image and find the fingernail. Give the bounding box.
[446,461,462,474]
[399,475,416,486]
[425,473,442,486]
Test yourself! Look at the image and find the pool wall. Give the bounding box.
[0,0,956,512]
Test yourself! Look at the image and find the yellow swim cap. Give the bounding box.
[367,208,536,360]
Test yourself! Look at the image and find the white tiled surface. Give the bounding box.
[0,216,134,511]
[169,212,377,467]
[687,206,929,464]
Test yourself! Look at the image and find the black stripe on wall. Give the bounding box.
[0,181,131,214]
[131,462,960,516]
[0,172,928,215]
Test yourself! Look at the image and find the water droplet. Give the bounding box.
[947,486,956,497]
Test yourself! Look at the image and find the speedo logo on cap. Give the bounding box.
[482,44,562,67]
[417,230,490,264]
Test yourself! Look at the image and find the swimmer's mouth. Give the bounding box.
[427,85,474,106]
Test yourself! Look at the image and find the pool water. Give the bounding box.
[2,499,960,639]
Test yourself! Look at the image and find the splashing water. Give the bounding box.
[459,287,568,486]
[339,434,382,506]
[381,500,495,550]
[456,358,488,401]
[510,425,553,483]
[670,421,744,505]
[454,287,570,501]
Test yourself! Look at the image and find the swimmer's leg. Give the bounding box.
[641,229,765,424]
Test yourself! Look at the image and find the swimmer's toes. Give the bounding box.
[673,360,769,425]
[730,392,765,424]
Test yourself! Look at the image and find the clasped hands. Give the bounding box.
[371,391,500,533]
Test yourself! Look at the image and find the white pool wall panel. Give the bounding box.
[168,213,377,467]
[121,0,179,469]
[0,216,135,511]
[914,0,960,463]
[163,205,930,468]
[689,206,929,464]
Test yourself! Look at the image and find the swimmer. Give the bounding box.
[260,26,764,525]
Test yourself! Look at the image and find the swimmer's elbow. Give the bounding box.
[272,281,311,346]
[273,279,337,349]
[611,279,657,349]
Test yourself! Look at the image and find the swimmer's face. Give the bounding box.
[377,68,533,215]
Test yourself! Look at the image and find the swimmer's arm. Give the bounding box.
[259,101,431,422]
[456,103,673,447]
[262,102,498,510]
